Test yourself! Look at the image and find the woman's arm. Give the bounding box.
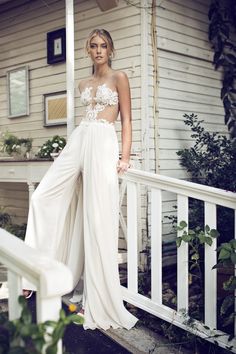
[115,71,132,173]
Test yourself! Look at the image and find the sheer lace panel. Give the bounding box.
[80,83,119,123]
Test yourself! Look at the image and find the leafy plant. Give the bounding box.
[177,113,235,242]
[213,239,236,328]
[208,0,236,138]
[0,296,83,354]
[176,221,219,249]
[37,135,66,159]
[0,208,26,240]
[0,132,32,158]
[0,208,11,228]
[177,114,236,191]
[176,221,219,320]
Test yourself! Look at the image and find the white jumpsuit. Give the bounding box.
[23,83,138,330]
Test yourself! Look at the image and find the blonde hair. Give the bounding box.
[86,29,115,67]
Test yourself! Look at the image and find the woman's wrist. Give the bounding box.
[120,156,130,163]
[117,159,131,174]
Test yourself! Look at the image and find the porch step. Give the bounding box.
[102,325,193,354]
[62,294,192,354]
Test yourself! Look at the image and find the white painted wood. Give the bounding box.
[122,169,236,210]
[27,182,36,203]
[204,202,217,328]
[177,194,188,312]
[8,270,22,320]
[235,209,236,337]
[0,227,73,354]
[0,161,51,183]
[121,286,236,354]
[151,188,162,304]
[66,0,75,137]
[140,0,150,171]
[36,295,61,323]
[127,181,138,293]
[136,183,142,256]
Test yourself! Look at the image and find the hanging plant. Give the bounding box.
[208,0,236,139]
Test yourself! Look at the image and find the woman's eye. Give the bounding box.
[102,44,107,48]
[90,44,96,48]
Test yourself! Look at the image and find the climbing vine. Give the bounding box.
[208,0,236,139]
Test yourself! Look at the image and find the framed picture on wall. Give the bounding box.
[47,28,66,64]
[44,91,67,127]
[7,66,29,118]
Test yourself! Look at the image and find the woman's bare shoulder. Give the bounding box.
[78,78,92,92]
[112,70,129,90]
[113,70,128,83]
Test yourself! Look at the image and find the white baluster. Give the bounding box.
[27,182,36,204]
[204,202,217,328]
[127,181,138,293]
[234,209,236,337]
[8,270,22,320]
[177,195,188,312]
[151,188,162,304]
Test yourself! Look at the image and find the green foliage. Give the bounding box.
[177,113,235,242]
[178,220,236,331]
[0,132,32,158]
[208,0,236,137]
[177,114,236,192]
[176,222,219,280]
[214,239,236,328]
[37,136,66,159]
[0,208,26,240]
[0,208,11,228]
[0,296,83,354]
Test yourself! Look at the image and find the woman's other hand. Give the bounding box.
[117,160,131,175]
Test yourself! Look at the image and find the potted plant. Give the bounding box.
[0,131,32,159]
[37,135,66,160]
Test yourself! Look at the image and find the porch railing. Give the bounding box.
[0,228,73,354]
[0,167,235,352]
[120,168,236,352]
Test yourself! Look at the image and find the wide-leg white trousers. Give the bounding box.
[23,120,138,330]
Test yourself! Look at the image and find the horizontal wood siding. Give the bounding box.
[0,0,142,230]
[155,0,228,179]
[147,0,229,258]
[0,182,28,224]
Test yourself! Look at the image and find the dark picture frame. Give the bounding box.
[44,91,67,127]
[47,28,66,64]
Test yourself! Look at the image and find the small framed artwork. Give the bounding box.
[44,91,67,127]
[47,28,66,64]
[7,66,29,118]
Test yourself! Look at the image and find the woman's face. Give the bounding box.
[88,35,110,65]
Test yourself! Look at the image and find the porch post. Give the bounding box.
[66,0,75,137]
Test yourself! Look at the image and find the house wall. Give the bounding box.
[0,0,230,266]
[152,0,229,243]
[155,0,228,179]
[0,0,142,225]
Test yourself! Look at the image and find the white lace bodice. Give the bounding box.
[80,83,119,122]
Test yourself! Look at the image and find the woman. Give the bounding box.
[23,29,138,330]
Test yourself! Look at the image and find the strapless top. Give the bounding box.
[80,83,119,123]
[81,83,119,106]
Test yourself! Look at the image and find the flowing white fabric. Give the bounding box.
[23,118,138,330]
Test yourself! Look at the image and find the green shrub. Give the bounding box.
[177,113,236,241]
[177,113,236,191]
[0,209,26,240]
